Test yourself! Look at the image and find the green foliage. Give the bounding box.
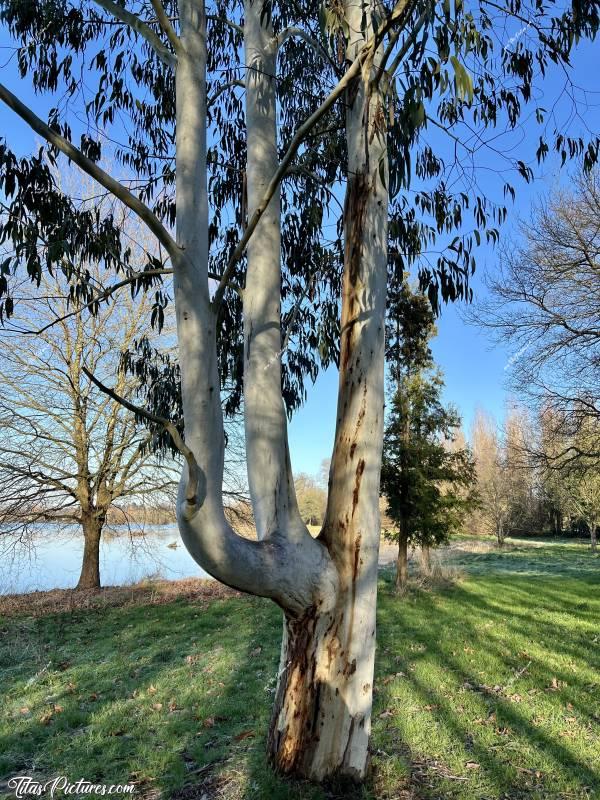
[382,282,477,548]
[382,373,478,549]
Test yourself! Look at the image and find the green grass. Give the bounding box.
[1,539,599,800]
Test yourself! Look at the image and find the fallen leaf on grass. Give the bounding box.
[234,729,255,741]
[250,646,262,657]
[152,703,163,711]
[147,684,157,695]
[465,761,480,770]
[378,709,394,718]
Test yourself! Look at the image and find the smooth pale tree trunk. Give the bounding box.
[396,532,409,593]
[267,7,388,780]
[171,0,390,782]
[590,520,597,552]
[243,0,306,541]
[77,516,102,590]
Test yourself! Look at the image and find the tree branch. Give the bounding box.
[212,0,418,308]
[206,13,243,34]
[208,79,245,108]
[24,268,174,336]
[149,0,182,53]
[92,0,177,67]
[0,82,181,264]
[82,367,202,508]
[275,26,337,71]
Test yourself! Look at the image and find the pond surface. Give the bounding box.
[0,524,210,594]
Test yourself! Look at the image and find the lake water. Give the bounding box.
[0,525,210,595]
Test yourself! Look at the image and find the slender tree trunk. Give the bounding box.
[496,521,505,548]
[76,515,102,590]
[396,531,409,592]
[420,543,431,576]
[590,520,597,552]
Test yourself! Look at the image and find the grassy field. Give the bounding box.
[0,537,598,800]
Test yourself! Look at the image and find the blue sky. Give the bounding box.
[287,39,600,476]
[1,21,598,478]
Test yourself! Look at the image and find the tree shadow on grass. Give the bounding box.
[0,594,286,798]
[2,553,598,800]
[374,572,600,798]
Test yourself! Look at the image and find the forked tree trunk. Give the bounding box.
[396,532,409,593]
[267,7,388,779]
[77,516,102,590]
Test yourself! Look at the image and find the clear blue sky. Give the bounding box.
[1,25,598,477]
[287,40,600,476]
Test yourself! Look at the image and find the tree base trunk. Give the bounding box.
[396,535,408,593]
[267,579,377,781]
[76,519,102,590]
[419,544,431,576]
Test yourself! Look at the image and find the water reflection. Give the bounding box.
[0,524,209,594]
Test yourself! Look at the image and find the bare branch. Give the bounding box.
[82,366,202,508]
[208,79,245,108]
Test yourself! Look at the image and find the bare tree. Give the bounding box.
[470,411,512,546]
[0,268,180,589]
[471,169,600,471]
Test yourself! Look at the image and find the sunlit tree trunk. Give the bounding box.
[76,515,102,589]
[396,530,409,592]
[267,6,388,779]
[420,543,431,576]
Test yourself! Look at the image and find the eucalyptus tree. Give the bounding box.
[0,0,598,782]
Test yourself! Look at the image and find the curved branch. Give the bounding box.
[25,268,174,336]
[82,366,201,507]
[274,26,337,72]
[92,0,176,67]
[206,13,243,34]
[0,82,181,264]
[207,78,245,108]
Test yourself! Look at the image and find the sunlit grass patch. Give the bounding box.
[1,540,598,799]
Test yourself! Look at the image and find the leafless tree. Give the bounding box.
[470,168,600,471]
[0,267,182,589]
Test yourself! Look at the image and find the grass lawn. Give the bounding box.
[0,538,599,799]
